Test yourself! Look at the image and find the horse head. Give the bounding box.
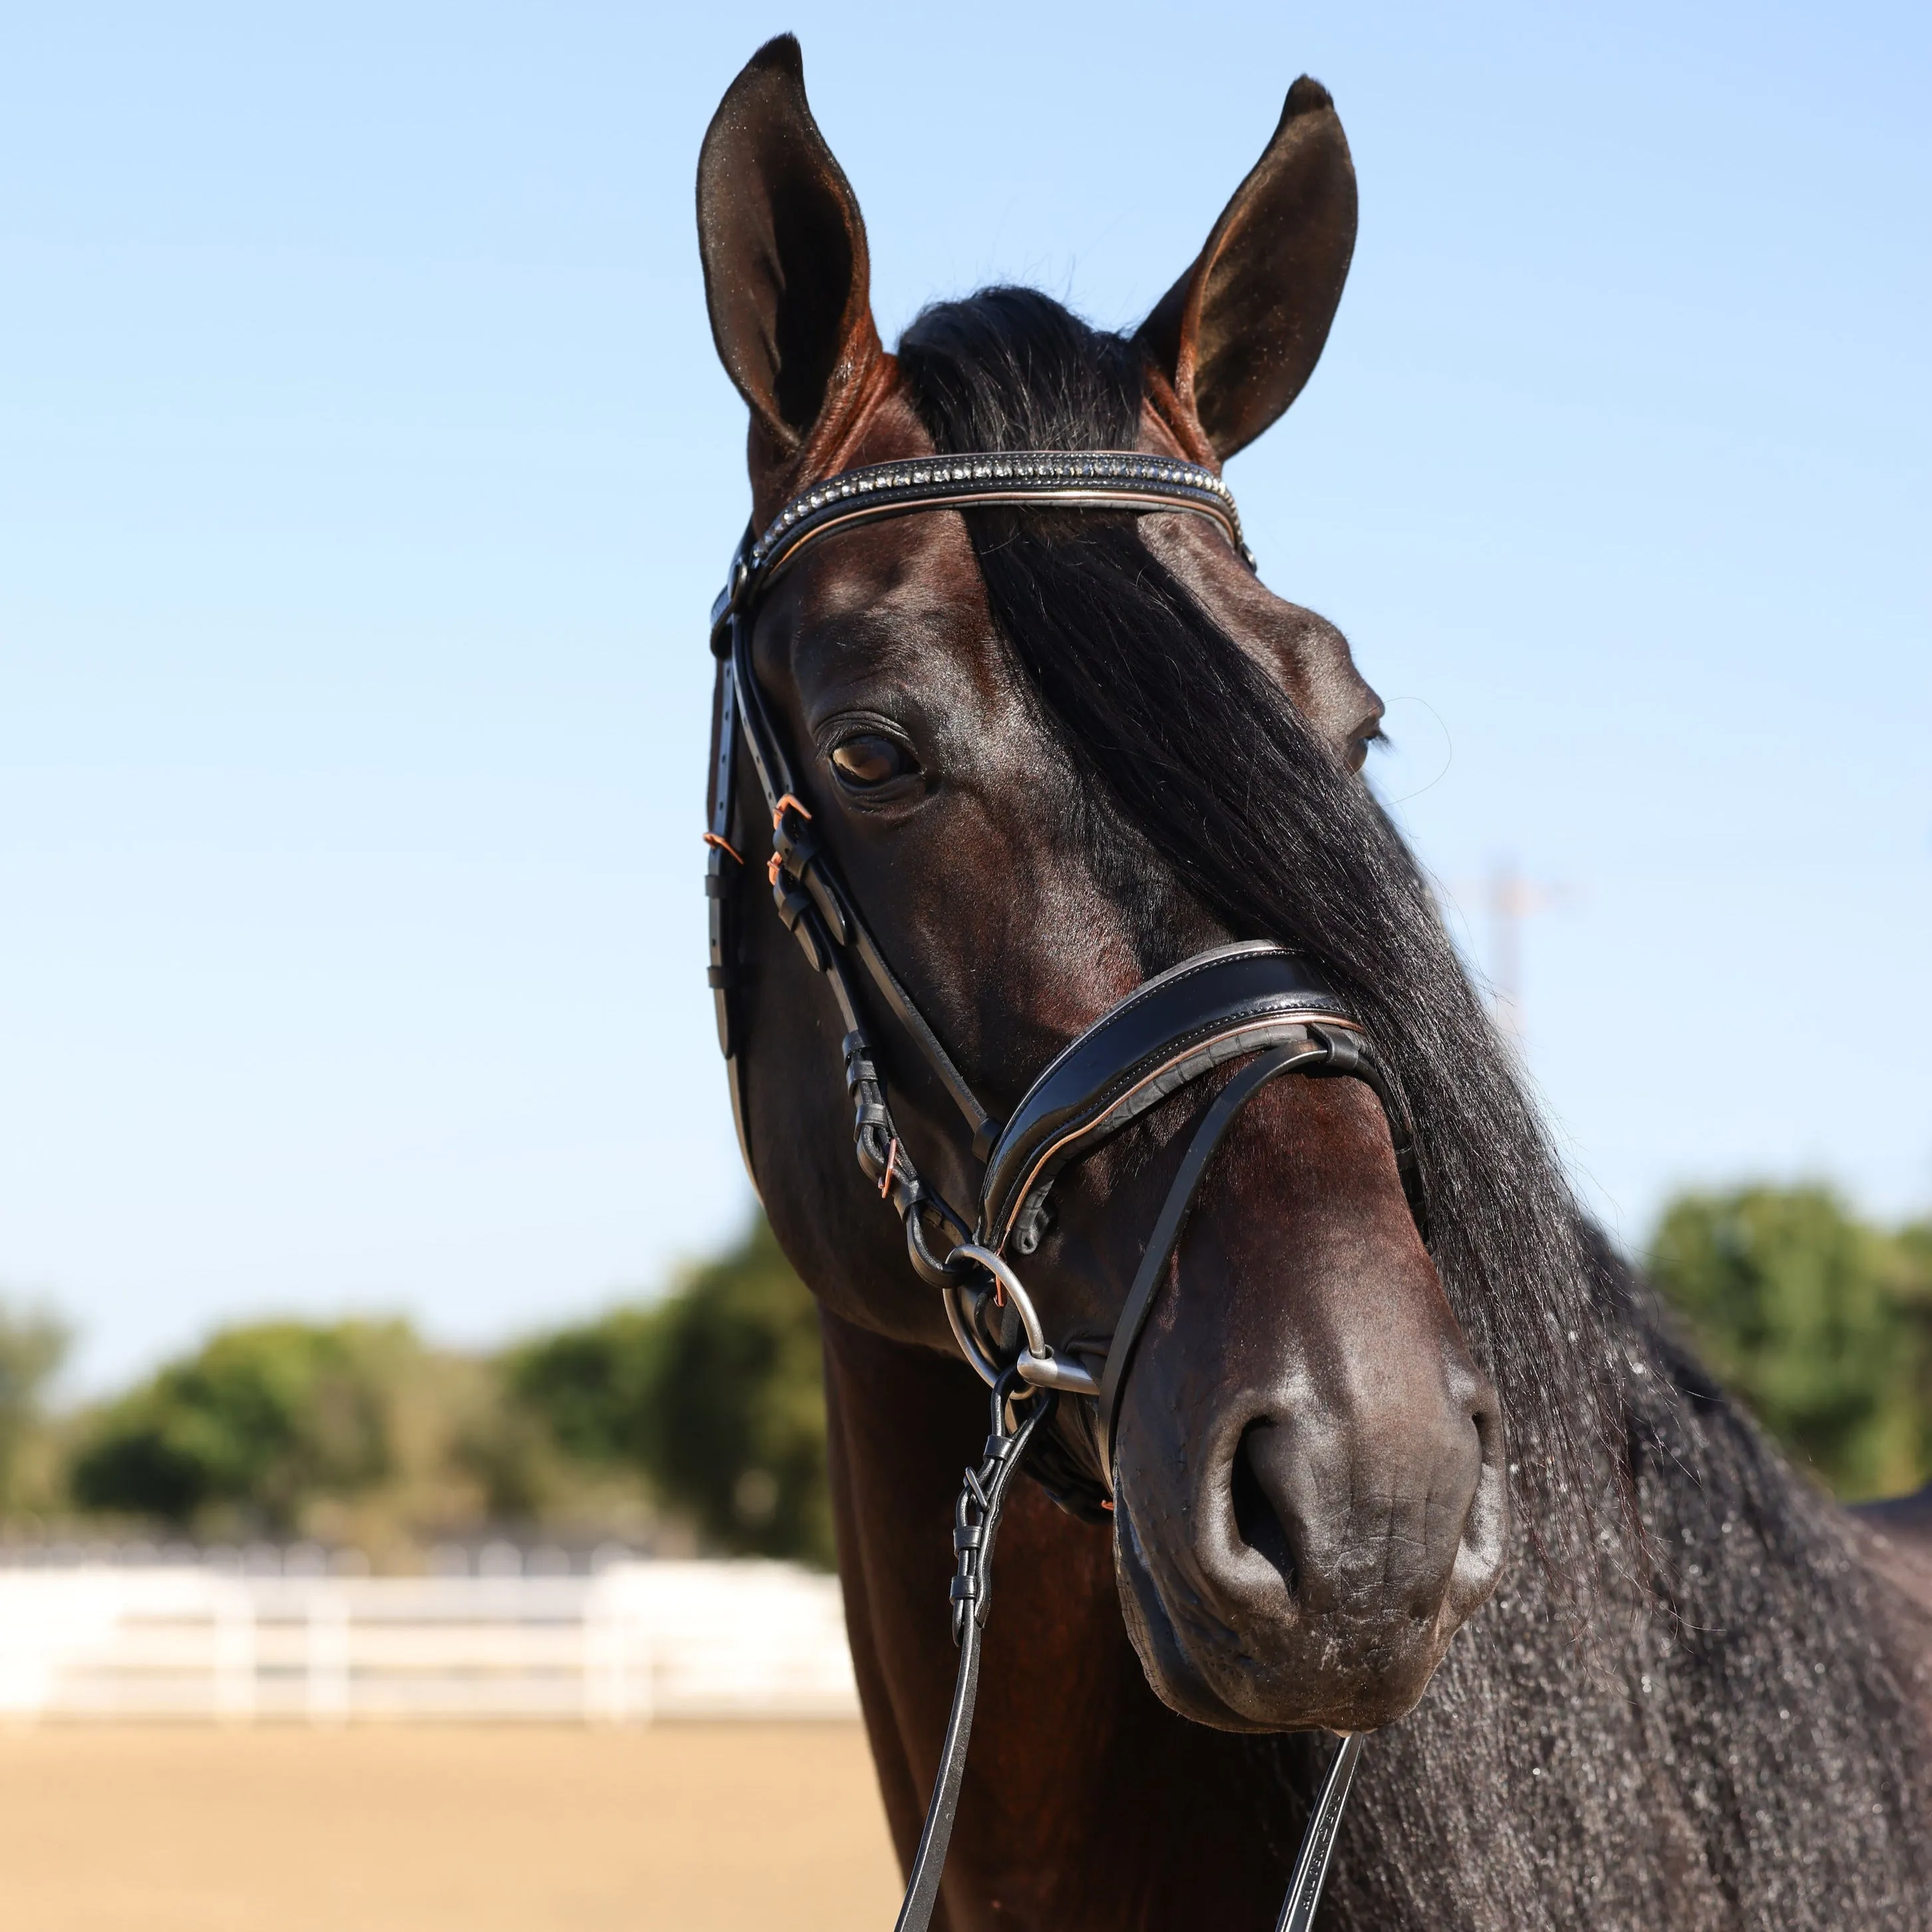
[697,37,1509,1736]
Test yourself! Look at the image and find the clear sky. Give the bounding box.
[3,3,1927,1395]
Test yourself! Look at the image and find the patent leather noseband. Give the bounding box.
[705,449,1427,1932]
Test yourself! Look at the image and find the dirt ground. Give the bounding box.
[0,1724,902,1931]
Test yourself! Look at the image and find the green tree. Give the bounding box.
[69,1320,405,1532]
[648,1218,831,1565]
[508,1217,831,1565]
[0,1300,69,1513]
[1647,1185,1932,1500]
[506,1309,664,1469]
[1898,1219,1932,1324]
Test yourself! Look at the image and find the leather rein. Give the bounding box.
[705,447,1430,1932]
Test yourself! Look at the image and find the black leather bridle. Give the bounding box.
[705,448,1430,1932]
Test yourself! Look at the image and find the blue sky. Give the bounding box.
[3,3,1927,1394]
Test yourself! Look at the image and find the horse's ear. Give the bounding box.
[1137,77,1357,463]
[697,36,882,475]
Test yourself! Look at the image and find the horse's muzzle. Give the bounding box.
[1110,1342,1509,1734]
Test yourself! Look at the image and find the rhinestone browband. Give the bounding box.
[715,449,1252,636]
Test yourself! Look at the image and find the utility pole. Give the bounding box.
[1473,861,1571,1044]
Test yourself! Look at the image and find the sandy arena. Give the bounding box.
[0,1724,900,1931]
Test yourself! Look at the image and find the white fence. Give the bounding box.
[0,1561,858,1723]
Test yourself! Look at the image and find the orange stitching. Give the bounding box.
[878,1137,899,1199]
[702,832,743,865]
[773,793,813,826]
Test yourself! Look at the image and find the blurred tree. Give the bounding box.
[1648,1185,1932,1501]
[648,1217,830,1565]
[506,1308,664,1469]
[508,1217,831,1565]
[1897,1218,1932,1318]
[69,1320,404,1532]
[0,1300,69,1513]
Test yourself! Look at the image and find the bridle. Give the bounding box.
[705,447,1430,1932]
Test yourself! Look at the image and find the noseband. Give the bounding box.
[705,449,1428,1932]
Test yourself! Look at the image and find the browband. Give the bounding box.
[709,449,1251,651]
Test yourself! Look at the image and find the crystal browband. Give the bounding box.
[713,449,1252,642]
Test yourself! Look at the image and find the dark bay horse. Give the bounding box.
[695,37,1932,1929]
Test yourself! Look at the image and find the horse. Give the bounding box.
[693,37,1932,1930]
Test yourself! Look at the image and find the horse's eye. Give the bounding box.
[831,734,912,788]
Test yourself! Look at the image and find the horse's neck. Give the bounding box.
[820,1311,1298,1931]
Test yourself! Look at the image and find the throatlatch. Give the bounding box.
[706,448,1431,1932]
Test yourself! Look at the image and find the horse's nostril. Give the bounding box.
[1231,1422,1298,1593]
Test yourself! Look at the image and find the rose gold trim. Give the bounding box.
[989,1015,1363,1252]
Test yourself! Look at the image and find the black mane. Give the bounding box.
[899,287,1932,1925]
[902,287,1620,1583]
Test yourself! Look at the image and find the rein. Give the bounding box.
[705,448,1427,1931]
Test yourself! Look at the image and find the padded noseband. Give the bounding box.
[980,940,1424,1258]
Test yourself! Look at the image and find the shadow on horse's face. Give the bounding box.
[699,37,1508,1737]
